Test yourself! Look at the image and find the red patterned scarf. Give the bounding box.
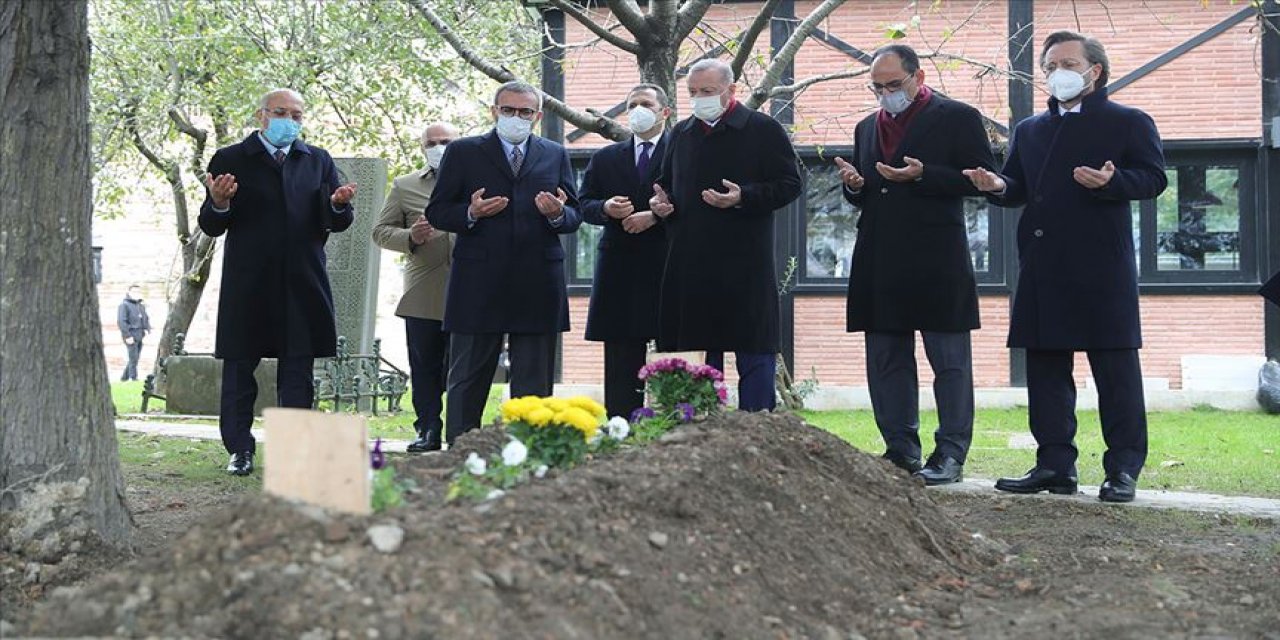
[876,84,933,161]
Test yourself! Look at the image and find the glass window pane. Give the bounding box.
[964,197,991,273]
[1155,165,1241,271]
[574,223,601,280]
[803,164,858,279]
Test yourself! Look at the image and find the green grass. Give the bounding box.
[800,407,1280,498]
[118,432,260,493]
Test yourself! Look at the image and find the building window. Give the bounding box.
[1134,145,1256,285]
[796,150,1004,288]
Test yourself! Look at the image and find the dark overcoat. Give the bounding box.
[844,94,996,333]
[655,103,802,353]
[197,133,353,360]
[991,89,1167,349]
[579,135,669,341]
[425,131,581,335]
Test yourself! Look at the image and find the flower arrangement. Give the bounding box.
[637,358,728,421]
[447,395,628,502]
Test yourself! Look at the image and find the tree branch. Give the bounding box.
[768,66,868,98]
[746,0,847,110]
[650,0,677,32]
[730,0,781,81]
[604,0,649,40]
[550,0,640,53]
[166,107,207,179]
[675,0,714,43]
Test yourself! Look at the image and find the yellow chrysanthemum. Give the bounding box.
[567,395,606,419]
[544,398,570,412]
[526,406,556,427]
[499,396,537,423]
[554,407,600,440]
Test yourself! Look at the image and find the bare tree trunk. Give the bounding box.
[153,234,216,371]
[0,0,132,554]
[637,46,679,119]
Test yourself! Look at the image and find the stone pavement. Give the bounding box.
[116,418,1280,519]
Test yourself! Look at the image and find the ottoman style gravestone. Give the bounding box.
[160,158,388,415]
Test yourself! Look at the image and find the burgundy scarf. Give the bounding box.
[876,84,933,161]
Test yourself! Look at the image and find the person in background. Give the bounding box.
[116,284,151,381]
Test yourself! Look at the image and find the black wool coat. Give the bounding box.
[197,133,353,360]
[991,89,1167,350]
[655,103,802,353]
[844,94,996,333]
[579,135,669,342]
[425,131,581,335]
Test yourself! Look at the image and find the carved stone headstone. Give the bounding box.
[328,158,386,355]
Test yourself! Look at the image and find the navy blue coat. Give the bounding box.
[991,89,1167,349]
[844,94,995,333]
[579,135,669,341]
[654,104,802,353]
[197,133,353,360]
[425,131,581,335]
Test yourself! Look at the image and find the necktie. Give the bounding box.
[510,145,523,175]
[274,150,286,165]
[636,141,653,178]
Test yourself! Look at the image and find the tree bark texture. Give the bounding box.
[0,0,132,553]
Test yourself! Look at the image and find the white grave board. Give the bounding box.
[263,408,371,515]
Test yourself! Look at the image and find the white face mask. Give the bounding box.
[495,115,533,144]
[628,106,658,134]
[1046,68,1091,102]
[423,145,445,169]
[878,89,913,115]
[691,93,726,122]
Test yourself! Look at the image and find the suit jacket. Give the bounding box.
[372,168,454,321]
[579,135,669,341]
[990,89,1167,350]
[197,133,353,359]
[655,103,802,353]
[843,94,996,333]
[425,131,581,334]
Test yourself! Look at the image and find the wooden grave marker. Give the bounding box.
[263,408,371,515]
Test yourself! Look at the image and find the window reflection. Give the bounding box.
[1155,165,1240,271]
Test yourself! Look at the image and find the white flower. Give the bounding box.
[606,416,630,441]
[464,452,487,476]
[534,465,549,479]
[501,439,528,467]
[485,489,505,501]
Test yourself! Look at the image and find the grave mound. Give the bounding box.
[26,412,998,638]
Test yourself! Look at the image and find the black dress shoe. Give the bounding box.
[994,466,1077,495]
[1099,472,1137,503]
[881,451,923,474]
[226,450,254,476]
[916,455,964,486]
[406,435,443,453]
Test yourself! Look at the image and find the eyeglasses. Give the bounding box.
[266,107,304,122]
[866,75,913,95]
[496,106,538,119]
[423,139,452,148]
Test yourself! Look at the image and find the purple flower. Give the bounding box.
[714,381,729,403]
[630,406,656,422]
[676,402,695,423]
[370,437,386,470]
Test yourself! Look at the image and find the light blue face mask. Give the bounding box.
[878,89,913,115]
[263,117,301,147]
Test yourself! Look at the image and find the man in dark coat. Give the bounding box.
[198,88,357,476]
[579,83,671,418]
[650,59,802,412]
[965,31,1168,502]
[426,81,581,443]
[836,44,997,485]
[116,284,151,381]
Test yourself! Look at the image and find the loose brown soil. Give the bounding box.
[4,412,1278,639]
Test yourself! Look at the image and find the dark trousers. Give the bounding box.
[705,351,776,412]
[446,332,555,443]
[865,331,974,462]
[405,317,450,444]
[1026,349,1148,478]
[603,339,648,419]
[123,339,143,381]
[219,356,314,455]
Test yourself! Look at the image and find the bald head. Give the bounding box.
[421,122,459,147]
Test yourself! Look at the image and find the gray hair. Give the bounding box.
[687,59,735,85]
[1040,30,1110,87]
[493,81,543,111]
[258,88,304,110]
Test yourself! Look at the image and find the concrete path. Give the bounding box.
[117,418,1280,519]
